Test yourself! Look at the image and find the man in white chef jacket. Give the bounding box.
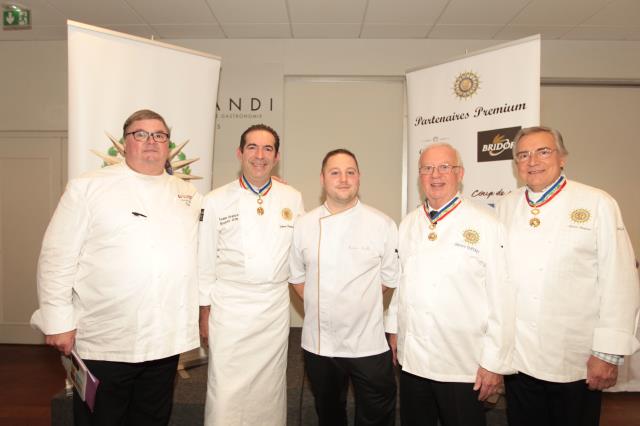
[32,109,202,425]
[385,143,514,426]
[198,124,304,425]
[289,148,400,426]
[496,126,640,426]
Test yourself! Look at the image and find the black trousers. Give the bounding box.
[73,354,179,426]
[399,370,486,426]
[505,373,602,426]
[303,349,397,426]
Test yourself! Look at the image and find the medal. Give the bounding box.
[257,197,264,215]
[239,175,273,216]
[525,176,566,229]
[423,196,461,242]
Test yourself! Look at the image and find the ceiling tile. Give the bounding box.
[562,25,637,41]
[288,0,368,23]
[361,24,430,38]
[493,25,571,40]
[583,0,640,27]
[364,0,449,25]
[428,24,503,39]
[511,0,611,26]
[126,0,217,24]
[222,23,291,38]
[1,0,639,41]
[206,0,288,23]
[292,23,362,38]
[47,0,144,25]
[152,24,226,39]
[437,0,530,25]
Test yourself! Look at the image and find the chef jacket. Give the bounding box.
[386,197,515,382]
[289,200,400,357]
[198,178,304,300]
[32,162,202,362]
[496,178,640,383]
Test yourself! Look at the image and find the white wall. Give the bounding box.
[1,37,639,341]
[3,38,640,132]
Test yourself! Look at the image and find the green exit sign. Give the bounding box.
[3,9,31,30]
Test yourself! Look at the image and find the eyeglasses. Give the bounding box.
[514,147,557,163]
[125,130,170,143]
[419,164,462,175]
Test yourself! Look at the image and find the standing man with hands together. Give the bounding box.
[198,124,304,425]
[386,142,514,426]
[497,126,640,426]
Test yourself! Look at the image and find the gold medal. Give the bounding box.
[529,217,540,228]
[531,208,540,215]
[428,232,437,241]
[256,196,264,215]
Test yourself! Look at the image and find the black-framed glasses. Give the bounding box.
[419,164,462,175]
[514,147,557,163]
[125,130,170,143]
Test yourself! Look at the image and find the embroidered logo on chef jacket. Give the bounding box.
[177,194,193,206]
[282,208,293,221]
[463,229,480,245]
[570,208,590,224]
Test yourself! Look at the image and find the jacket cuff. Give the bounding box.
[592,327,640,356]
[31,306,75,335]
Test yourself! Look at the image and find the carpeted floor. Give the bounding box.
[51,327,507,425]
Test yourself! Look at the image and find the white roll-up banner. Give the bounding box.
[68,20,221,194]
[406,35,540,210]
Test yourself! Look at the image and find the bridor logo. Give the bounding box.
[477,126,520,162]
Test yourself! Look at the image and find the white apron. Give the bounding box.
[205,279,289,426]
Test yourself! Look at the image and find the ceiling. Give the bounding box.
[1,0,639,42]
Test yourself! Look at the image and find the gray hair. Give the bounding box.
[513,126,568,158]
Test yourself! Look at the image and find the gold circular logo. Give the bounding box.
[463,229,480,245]
[453,71,480,99]
[570,208,590,223]
[282,208,293,221]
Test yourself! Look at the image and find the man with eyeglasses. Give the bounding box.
[32,109,202,425]
[496,126,639,426]
[289,149,399,426]
[198,124,304,425]
[385,142,514,426]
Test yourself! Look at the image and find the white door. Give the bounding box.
[283,76,406,326]
[0,132,65,343]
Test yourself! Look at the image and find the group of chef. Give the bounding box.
[33,109,638,426]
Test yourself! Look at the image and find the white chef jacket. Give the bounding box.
[497,179,640,383]
[385,197,515,383]
[289,200,400,358]
[198,178,304,426]
[31,162,202,363]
